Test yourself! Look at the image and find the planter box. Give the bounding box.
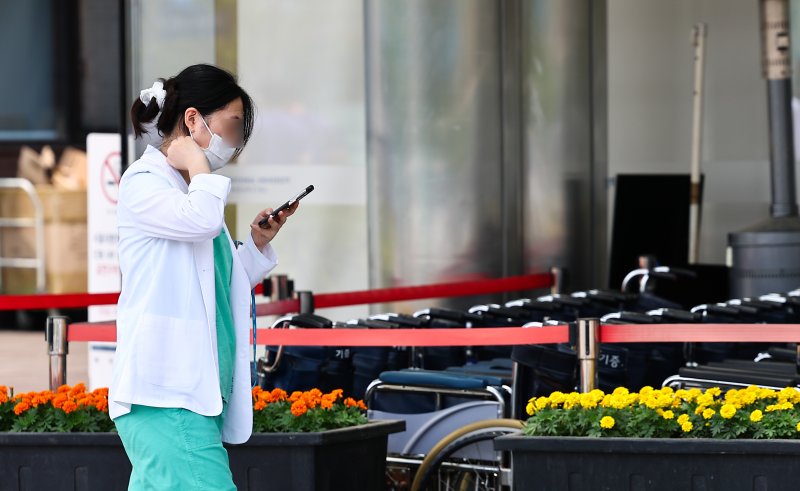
[495,435,800,491]
[231,420,404,490]
[0,420,404,491]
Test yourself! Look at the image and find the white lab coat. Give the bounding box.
[108,145,277,444]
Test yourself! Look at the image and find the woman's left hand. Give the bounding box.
[250,202,299,250]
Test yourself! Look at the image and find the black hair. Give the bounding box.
[130,64,254,159]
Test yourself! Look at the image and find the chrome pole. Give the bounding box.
[46,316,69,390]
[577,318,600,392]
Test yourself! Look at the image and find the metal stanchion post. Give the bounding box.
[45,316,69,390]
[577,318,599,393]
[550,266,564,295]
[297,291,315,314]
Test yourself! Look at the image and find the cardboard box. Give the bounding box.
[0,185,87,294]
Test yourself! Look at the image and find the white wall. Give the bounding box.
[608,0,787,265]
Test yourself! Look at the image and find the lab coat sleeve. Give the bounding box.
[237,234,279,289]
[119,171,231,242]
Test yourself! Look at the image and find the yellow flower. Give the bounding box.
[681,421,693,433]
[740,391,757,405]
[612,387,629,397]
[661,410,674,420]
[720,404,737,419]
[579,393,598,410]
[677,414,690,425]
[796,421,800,432]
[600,416,615,429]
[526,402,536,416]
[696,393,715,407]
[534,397,550,411]
[768,401,795,412]
[750,410,763,423]
[549,391,566,406]
[702,408,715,420]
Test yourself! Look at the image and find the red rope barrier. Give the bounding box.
[0,292,119,311]
[66,322,569,346]
[1,273,551,314]
[254,273,554,317]
[66,321,800,345]
[252,326,570,347]
[600,323,800,343]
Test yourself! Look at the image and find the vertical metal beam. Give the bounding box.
[500,0,524,289]
[119,0,130,174]
[760,0,798,218]
[589,0,609,287]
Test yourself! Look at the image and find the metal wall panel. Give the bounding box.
[365,0,506,310]
[520,0,606,289]
[365,0,606,307]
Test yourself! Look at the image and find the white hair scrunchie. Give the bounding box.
[139,81,166,109]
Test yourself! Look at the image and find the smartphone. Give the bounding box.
[258,185,314,227]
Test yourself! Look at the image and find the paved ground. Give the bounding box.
[0,330,88,393]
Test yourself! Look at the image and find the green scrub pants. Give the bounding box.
[114,402,235,490]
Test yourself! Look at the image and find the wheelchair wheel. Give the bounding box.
[410,419,523,491]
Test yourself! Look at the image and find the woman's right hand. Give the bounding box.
[166,136,210,177]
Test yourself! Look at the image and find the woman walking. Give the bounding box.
[109,64,296,490]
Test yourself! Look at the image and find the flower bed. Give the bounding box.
[0,383,113,432]
[522,385,800,438]
[0,384,401,491]
[252,387,368,432]
[495,385,800,490]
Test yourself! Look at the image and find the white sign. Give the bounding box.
[86,133,122,390]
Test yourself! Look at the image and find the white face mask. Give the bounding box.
[190,117,236,171]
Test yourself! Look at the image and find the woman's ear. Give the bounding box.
[183,107,200,136]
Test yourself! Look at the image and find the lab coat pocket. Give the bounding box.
[136,313,206,389]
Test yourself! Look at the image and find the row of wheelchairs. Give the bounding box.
[256,266,800,490]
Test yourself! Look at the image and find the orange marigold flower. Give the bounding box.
[291,399,308,417]
[13,401,30,415]
[0,392,7,404]
[52,394,68,409]
[95,399,109,412]
[321,395,335,410]
[271,388,287,401]
[77,397,92,407]
[357,400,367,410]
[289,391,304,403]
[57,384,71,393]
[68,383,87,398]
[344,397,357,408]
[330,389,344,400]
[254,400,267,411]
[61,401,78,414]
[257,391,272,403]
[303,394,320,409]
